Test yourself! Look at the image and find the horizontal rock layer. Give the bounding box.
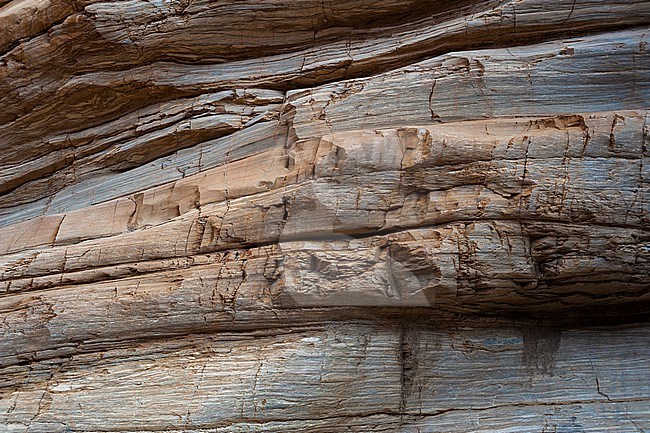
[1,321,649,432]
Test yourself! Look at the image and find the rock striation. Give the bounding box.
[0,0,649,431]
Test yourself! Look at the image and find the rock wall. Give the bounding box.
[0,0,648,431]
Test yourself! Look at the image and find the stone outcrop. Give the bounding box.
[0,0,648,431]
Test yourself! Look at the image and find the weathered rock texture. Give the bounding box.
[0,0,649,431]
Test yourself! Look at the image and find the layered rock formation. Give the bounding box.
[0,0,649,431]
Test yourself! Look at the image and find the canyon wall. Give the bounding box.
[0,0,649,431]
